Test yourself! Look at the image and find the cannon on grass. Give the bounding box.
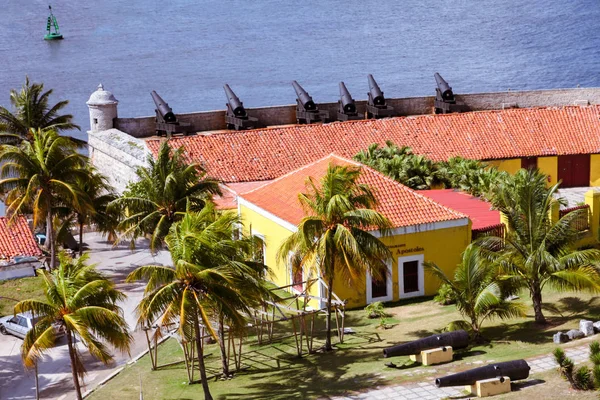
[383,330,469,358]
[433,73,467,114]
[292,81,328,124]
[151,91,192,137]
[224,84,258,130]
[435,359,530,396]
[366,74,394,119]
[337,82,363,121]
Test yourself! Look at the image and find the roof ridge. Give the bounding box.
[238,153,342,197]
[357,163,469,220]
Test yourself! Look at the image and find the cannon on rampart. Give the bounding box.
[292,81,328,124]
[433,73,467,114]
[366,74,394,118]
[151,91,192,137]
[224,84,259,130]
[337,82,363,121]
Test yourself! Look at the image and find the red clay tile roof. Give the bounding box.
[0,216,42,260]
[239,155,467,229]
[214,181,273,209]
[146,106,600,183]
[418,189,500,230]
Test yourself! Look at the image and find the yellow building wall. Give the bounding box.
[239,204,295,287]
[590,155,600,186]
[538,156,558,186]
[334,223,471,309]
[240,202,471,310]
[487,158,521,175]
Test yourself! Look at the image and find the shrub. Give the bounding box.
[554,342,600,391]
[365,301,387,319]
[574,366,593,390]
[434,283,456,305]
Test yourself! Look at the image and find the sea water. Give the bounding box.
[0,0,599,145]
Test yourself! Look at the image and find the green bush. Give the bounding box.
[364,301,387,319]
[554,342,600,391]
[574,366,593,390]
[433,283,456,305]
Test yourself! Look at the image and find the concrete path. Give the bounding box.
[0,232,171,400]
[332,344,591,400]
[555,187,598,208]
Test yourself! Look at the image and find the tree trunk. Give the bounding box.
[217,314,229,377]
[66,330,83,400]
[78,222,84,257]
[324,274,335,352]
[46,211,56,270]
[193,317,213,400]
[531,283,546,323]
[34,363,40,400]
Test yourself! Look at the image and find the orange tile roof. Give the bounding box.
[214,181,272,209]
[0,216,42,261]
[146,106,600,183]
[239,155,467,229]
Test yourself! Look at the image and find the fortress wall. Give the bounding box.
[87,129,149,193]
[114,87,600,138]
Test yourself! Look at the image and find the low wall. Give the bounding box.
[115,87,600,138]
[0,261,39,281]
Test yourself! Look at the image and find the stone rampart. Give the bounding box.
[115,87,600,138]
[87,129,149,193]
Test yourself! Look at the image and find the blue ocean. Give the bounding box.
[1,0,599,145]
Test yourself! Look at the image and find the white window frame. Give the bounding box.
[398,254,425,299]
[366,259,393,303]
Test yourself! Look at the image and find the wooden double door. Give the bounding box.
[558,155,590,188]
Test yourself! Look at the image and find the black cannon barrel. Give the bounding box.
[151,91,176,123]
[434,73,454,101]
[383,330,469,358]
[339,82,356,114]
[368,74,386,106]
[292,81,316,111]
[435,360,530,387]
[224,84,247,117]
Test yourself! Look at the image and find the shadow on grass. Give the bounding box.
[481,319,567,345]
[220,349,387,400]
[542,297,600,318]
[511,378,545,391]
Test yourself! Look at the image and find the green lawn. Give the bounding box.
[0,275,44,316]
[87,288,600,399]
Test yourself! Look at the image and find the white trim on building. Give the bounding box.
[366,259,393,304]
[398,254,425,299]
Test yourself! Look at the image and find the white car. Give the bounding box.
[0,312,64,339]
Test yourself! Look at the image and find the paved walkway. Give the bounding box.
[555,187,598,208]
[331,344,591,400]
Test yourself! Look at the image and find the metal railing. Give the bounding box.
[472,223,506,241]
[559,204,590,232]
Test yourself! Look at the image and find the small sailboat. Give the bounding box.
[44,5,63,40]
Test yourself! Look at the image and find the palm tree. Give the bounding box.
[126,206,266,399]
[0,77,79,141]
[425,244,526,339]
[110,141,220,252]
[15,252,131,400]
[481,168,600,323]
[73,167,119,255]
[278,164,391,351]
[0,128,91,268]
[165,205,271,377]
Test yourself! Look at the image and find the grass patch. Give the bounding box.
[0,275,44,316]
[87,288,600,399]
